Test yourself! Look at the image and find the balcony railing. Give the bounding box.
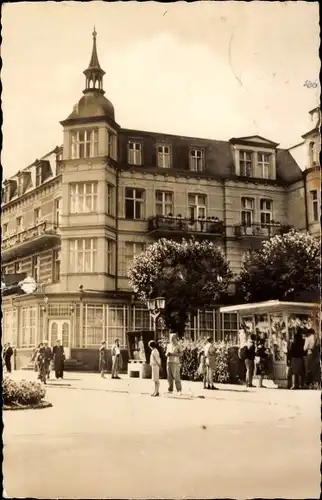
[148,215,225,237]
[2,221,60,261]
[234,223,287,239]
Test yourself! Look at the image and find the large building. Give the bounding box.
[1,31,320,369]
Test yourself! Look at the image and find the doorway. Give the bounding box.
[48,319,71,359]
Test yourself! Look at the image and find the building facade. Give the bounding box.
[1,31,319,369]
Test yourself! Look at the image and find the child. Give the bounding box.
[148,340,161,397]
[198,348,207,389]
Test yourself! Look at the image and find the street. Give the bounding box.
[3,371,321,499]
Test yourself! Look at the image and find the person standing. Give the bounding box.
[37,344,48,384]
[255,334,269,388]
[149,340,161,397]
[138,336,146,362]
[99,340,107,378]
[303,328,316,388]
[111,339,121,379]
[204,337,218,390]
[3,342,14,373]
[166,333,183,395]
[53,339,65,379]
[288,330,305,390]
[43,340,53,380]
[244,334,256,388]
[198,347,207,389]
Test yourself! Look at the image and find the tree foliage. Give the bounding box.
[128,238,233,337]
[238,230,320,302]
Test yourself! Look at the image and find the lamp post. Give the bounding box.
[146,297,166,341]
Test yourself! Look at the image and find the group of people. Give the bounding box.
[198,337,219,390]
[286,328,319,390]
[238,328,319,389]
[31,339,65,384]
[99,339,123,379]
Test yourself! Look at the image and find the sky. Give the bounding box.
[1,1,320,179]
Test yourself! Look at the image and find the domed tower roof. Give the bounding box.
[62,28,115,124]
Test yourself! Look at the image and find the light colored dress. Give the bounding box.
[150,348,161,382]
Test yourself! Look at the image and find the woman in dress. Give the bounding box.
[149,340,161,397]
[288,330,305,390]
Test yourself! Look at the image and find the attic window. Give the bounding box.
[258,153,271,179]
[36,165,43,187]
[189,149,204,172]
[239,151,252,177]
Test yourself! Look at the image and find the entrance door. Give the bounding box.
[48,320,71,359]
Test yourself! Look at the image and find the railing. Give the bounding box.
[234,223,286,238]
[148,215,225,235]
[2,222,59,251]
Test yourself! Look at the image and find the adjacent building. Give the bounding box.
[1,30,320,369]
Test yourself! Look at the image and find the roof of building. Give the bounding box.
[64,92,115,122]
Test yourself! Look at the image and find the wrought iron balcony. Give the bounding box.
[234,222,288,239]
[1,221,60,262]
[148,215,225,238]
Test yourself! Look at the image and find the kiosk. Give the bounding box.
[126,330,154,379]
[220,301,320,388]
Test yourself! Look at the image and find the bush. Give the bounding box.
[2,377,46,406]
[158,337,232,383]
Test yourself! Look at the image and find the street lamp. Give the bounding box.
[41,296,49,312]
[146,296,166,340]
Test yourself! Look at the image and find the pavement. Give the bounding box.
[3,370,321,499]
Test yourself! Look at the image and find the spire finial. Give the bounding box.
[93,26,97,39]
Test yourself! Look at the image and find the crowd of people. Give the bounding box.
[30,339,65,384]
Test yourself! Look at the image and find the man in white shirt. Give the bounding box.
[303,328,317,387]
[111,339,121,379]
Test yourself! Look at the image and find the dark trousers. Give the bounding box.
[55,361,64,378]
[245,359,254,387]
[5,358,12,373]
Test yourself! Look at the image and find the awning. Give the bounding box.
[220,300,320,315]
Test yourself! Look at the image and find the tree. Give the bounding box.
[128,238,233,337]
[238,230,320,302]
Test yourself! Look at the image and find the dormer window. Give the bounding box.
[190,149,204,172]
[35,165,43,187]
[71,129,98,159]
[157,144,171,168]
[258,153,271,179]
[128,142,142,166]
[17,175,24,196]
[239,151,253,177]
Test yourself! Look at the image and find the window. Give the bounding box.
[14,261,22,274]
[71,129,98,159]
[107,184,114,215]
[3,309,17,346]
[70,183,98,213]
[20,307,37,348]
[132,306,151,331]
[125,188,145,220]
[32,256,41,282]
[128,142,142,166]
[52,249,61,282]
[311,190,319,221]
[157,144,171,168]
[124,242,145,272]
[258,153,271,179]
[241,198,254,226]
[189,149,204,172]
[35,165,43,187]
[107,305,127,347]
[34,208,41,226]
[260,199,273,225]
[155,191,173,216]
[198,310,215,340]
[107,240,115,275]
[309,141,316,166]
[85,305,104,347]
[3,224,8,237]
[17,176,24,196]
[54,198,61,227]
[16,216,23,232]
[221,313,238,343]
[108,131,117,160]
[239,151,253,177]
[188,193,207,219]
[69,238,97,273]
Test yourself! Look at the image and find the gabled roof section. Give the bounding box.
[229,135,280,147]
[276,149,304,184]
